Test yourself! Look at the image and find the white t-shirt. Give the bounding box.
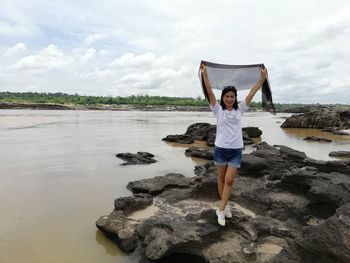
[210,101,248,149]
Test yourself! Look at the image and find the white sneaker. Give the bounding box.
[216,209,226,226]
[224,206,232,218]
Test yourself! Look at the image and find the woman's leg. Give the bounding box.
[219,166,238,211]
[217,166,227,198]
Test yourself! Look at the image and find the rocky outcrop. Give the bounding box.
[116,152,157,165]
[303,136,332,142]
[281,107,350,129]
[162,123,262,147]
[162,123,216,146]
[329,151,350,158]
[97,142,350,263]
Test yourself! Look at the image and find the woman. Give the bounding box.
[200,63,267,226]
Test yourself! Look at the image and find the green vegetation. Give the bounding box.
[0,91,267,108]
[1,92,347,110]
[0,92,208,106]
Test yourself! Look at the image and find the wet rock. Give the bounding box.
[116,152,157,165]
[96,194,155,253]
[329,151,350,157]
[303,136,332,142]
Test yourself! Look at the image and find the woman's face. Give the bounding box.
[223,91,236,108]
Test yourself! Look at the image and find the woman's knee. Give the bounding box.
[225,177,234,186]
[218,173,225,183]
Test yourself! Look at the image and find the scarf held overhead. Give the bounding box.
[199,61,276,114]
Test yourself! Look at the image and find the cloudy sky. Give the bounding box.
[0,0,349,103]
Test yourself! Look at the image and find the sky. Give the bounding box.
[0,0,349,103]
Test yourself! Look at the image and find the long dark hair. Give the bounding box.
[220,86,238,110]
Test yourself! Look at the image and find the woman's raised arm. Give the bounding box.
[200,64,217,107]
[245,66,267,105]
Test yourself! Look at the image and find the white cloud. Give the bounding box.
[3,42,27,56]
[83,33,107,45]
[0,0,349,103]
[79,48,96,63]
[12,44,71,74]
[110,52,156,67]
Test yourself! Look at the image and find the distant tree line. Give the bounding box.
[1,91,345,111]
[0,91,209,106]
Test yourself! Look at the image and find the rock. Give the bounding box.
[185,146,213,160]
[303,136,332,142]
[185,123,216,141]
[281,107,350,129]
[240,154,269,177]
[163,123,262,146]
[127,173,192,195]
[98,142,350,263]
[243,127,263,138]
[304,158,350,174]
[162,134,194,144]
[116,152,157,165]
[96,194,155,253]
[329,151,350,157]
[274,145,307,160]
[243,135,255,145]
[114,193,153,214]
[295,203,350,262]
[281,166,350,208]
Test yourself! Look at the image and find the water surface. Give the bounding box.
[0,110,349,263]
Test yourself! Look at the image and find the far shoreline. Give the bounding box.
[1,102,349,113]
[0,102,211,112]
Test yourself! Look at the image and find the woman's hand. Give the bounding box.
[260,66,267,81]
[246,66,268,105]
[200,63,207,73]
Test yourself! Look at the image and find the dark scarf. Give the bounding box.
[199,60,276,114]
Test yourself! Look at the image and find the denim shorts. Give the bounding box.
[214,146,243,168]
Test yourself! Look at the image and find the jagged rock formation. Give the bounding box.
[162,123,262,146]
[97,142,350,263]
[281,107,350,129]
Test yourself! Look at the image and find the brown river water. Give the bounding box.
[0,109,349,263]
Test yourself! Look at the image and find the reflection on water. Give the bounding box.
[95,231,120,256]
[0,110,349,263]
